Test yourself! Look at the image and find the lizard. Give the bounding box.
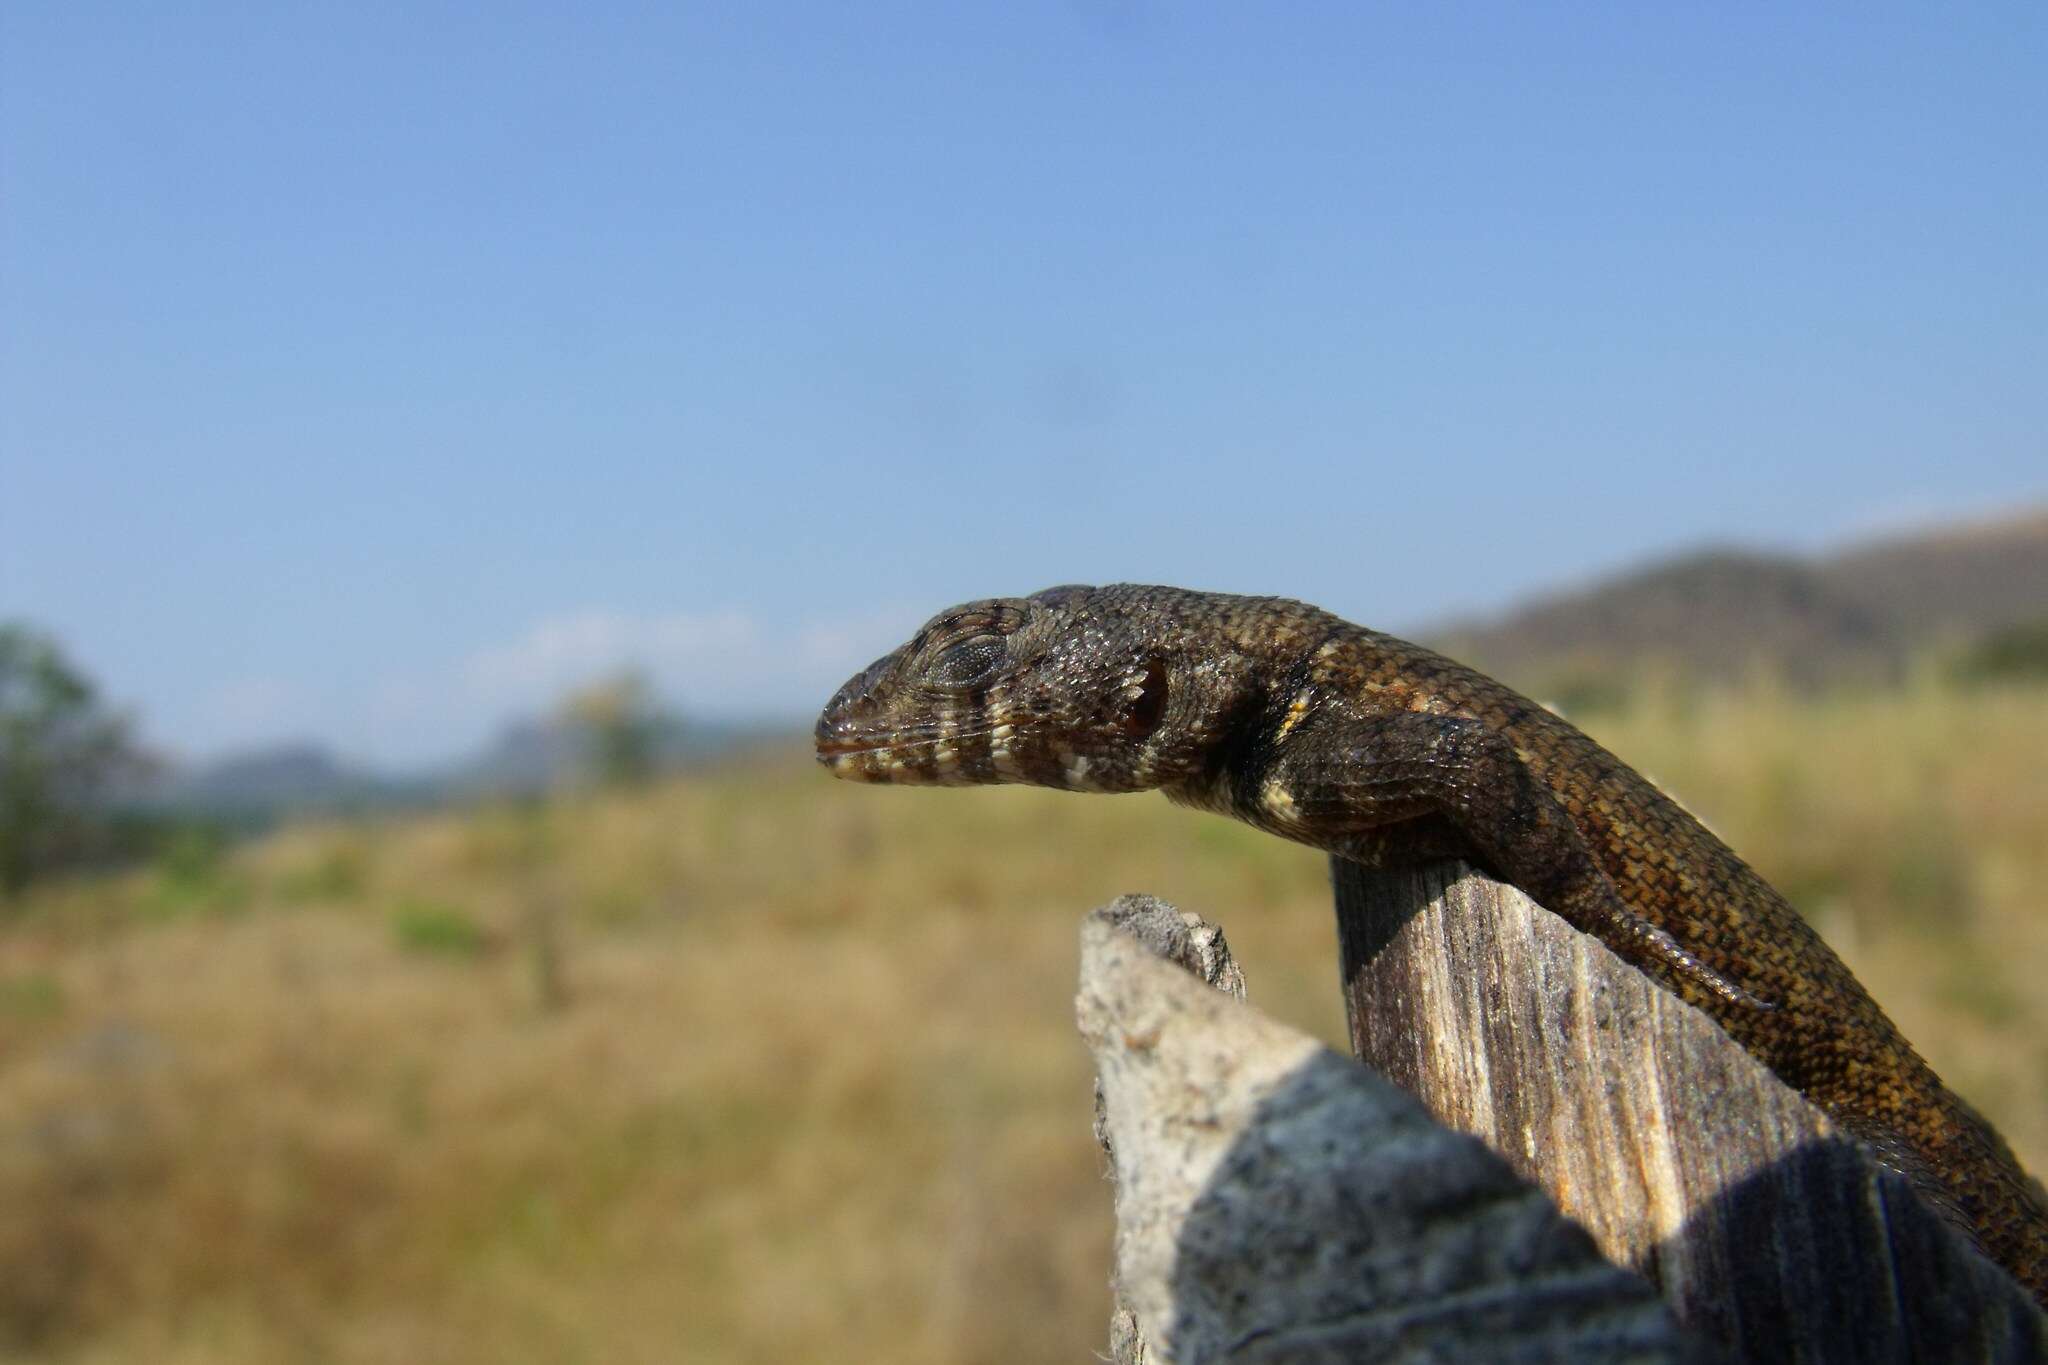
[812,582,2048,1306]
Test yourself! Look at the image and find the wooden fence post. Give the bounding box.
[1332,857,2047,1362]
[1081,895,1708,1364]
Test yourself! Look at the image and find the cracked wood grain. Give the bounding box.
[1333,858,2048,1363]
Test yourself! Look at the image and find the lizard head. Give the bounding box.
[815,584,1240,793]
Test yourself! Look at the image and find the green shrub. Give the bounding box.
[1539,672,1633,719]
[276,836,371,902]
[0,971,64,1019]
[1950,621,2048,686]
[391,898,487,958]
[1,624,151,898]
[147,824,251,917]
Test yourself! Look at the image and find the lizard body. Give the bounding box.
[814,583,2048,1304]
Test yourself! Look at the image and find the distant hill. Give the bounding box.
[443,713,785,797]
[134,714,794,826]
[1430,507,2048,698]
[1819,508,2048,645]
[133,742,432,824]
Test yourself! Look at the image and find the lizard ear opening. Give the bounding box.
[1124,658,1169,737]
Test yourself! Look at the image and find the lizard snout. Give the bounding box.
[814,650,910,777]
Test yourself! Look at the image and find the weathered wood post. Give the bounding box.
[1331,858,2047,1362]
[1080,895,1707,1364]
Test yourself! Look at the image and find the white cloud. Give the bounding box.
[460,608,763,704]
[440,601,925,739]
[282,601,937,770]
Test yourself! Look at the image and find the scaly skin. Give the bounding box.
[814,583,2048,1304]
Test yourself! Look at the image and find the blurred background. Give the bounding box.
[3,4,2045,1361]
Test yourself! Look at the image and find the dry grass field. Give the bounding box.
[2,681,2044,1363]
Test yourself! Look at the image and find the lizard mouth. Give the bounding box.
[814,719,1009,786]
[813,724,915,763]
[813,736,894,783]
[813,742,891,787]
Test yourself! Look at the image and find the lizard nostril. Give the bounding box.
[816,657,899,755]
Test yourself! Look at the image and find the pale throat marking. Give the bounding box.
[990,722,1025,779]
[1260,777,1301,824]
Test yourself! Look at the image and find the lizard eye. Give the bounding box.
[927,634,1007,691]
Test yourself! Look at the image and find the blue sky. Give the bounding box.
[3,3,2043,769]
